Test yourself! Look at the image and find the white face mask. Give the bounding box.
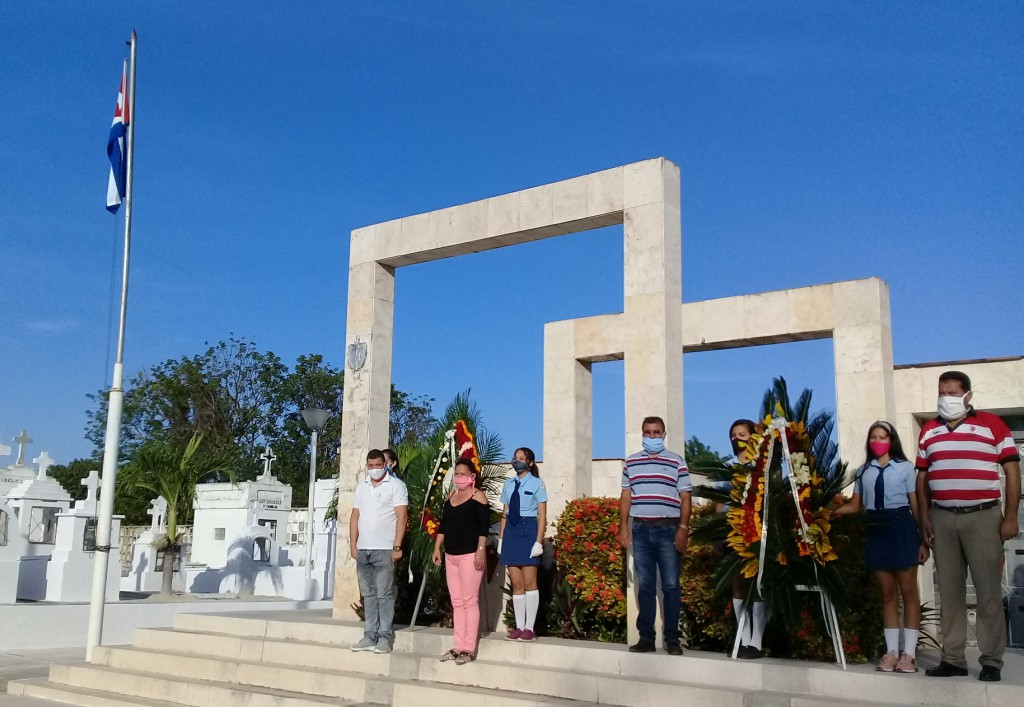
[937,394,968,420]
[368,467,387,481]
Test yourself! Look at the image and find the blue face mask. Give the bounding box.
[642,437,665,454]
[512,460,529,474]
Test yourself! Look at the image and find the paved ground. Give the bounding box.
[0,648,84,692]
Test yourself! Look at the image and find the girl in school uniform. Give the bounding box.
[383,448,400,477]
[432,458,490,664]
[834,421,929,673]
[498,447,547,641]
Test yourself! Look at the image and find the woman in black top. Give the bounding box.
[432,458,490,664]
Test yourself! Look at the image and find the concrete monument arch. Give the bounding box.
[336,158,684,616]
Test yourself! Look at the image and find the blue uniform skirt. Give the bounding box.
[865,506,921,571]
[501,517,540,567]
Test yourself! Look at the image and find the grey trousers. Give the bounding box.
[356,549,396,641]
[931,505,1006,669]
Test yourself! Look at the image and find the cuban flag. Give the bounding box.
[106,61,130,213]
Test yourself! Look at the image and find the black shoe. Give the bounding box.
[979,666,1001,682]
[628,639,656,653]
[738,645,764,659]
[665,642,683,656]
[925,661,969,677]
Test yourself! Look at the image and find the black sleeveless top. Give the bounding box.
[439,497,490,555]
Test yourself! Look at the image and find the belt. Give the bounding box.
[932,500,999,515]
[632,517,678,527]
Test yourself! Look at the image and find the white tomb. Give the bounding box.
[288,477,338,600]
[0,495,25,603]
[187,447,293,596]
[190,446,291,568]
[311,477,338,598]
[121,496,185,593]
[45,469,122,602]
[6,451,72,601]
[0,430,40,498]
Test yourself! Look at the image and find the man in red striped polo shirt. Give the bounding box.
[915,371,1021,682]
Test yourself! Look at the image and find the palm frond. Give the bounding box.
[793,388,813,425]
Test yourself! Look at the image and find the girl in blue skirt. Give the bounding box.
[498,447,547,641]
[834,421,929,673]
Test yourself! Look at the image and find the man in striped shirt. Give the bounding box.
[915,371,1021,682]
[618,416,692,656]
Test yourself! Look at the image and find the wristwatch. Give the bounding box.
[392,545,402,551]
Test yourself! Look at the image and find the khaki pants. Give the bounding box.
[931,505,1006,669]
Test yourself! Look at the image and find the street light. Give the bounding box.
[300,408,331,598]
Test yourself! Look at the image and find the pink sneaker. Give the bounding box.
[877,652,899,672]
[895,654,918,673]
[519,629,536,642]
[506,629,523,641]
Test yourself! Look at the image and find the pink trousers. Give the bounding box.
[445,552,485,653]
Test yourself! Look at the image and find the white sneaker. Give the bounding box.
[351,636,377,652]
[374,638,392,654]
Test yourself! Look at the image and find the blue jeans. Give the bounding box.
[356,549,396,641]
[631,520,681,645]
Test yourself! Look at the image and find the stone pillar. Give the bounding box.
[622,159,684,452]
[334,227,396,619]
[542,318,593,527]
[831,278,896,470]
[621,159,684,645]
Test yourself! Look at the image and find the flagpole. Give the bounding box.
[87,29,137,661]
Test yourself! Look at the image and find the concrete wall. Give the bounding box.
[0,599,331,651]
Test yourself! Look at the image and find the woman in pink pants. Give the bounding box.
[432,458,491,664]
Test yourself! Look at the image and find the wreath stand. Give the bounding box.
[730,417,847,669]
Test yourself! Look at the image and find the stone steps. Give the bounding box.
[8,668,360,707]
[6,609,1022,707]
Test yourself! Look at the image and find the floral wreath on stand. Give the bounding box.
[727,413,838,582]
[419,420,481,542]
[695,394,850,664]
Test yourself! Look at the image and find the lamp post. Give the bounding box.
[300,408,331,597]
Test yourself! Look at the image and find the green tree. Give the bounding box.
[117,433,234,594]
[49,457,151,524]
[85,338,437,517]
[265,354,345,504]
[390,387,435,447]
[49,457,97,502]
[684,436,728,470]
[86,336,288,467]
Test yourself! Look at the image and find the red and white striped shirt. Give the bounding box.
[916,409,1020,508]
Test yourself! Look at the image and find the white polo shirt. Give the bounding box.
[353,474,409,550]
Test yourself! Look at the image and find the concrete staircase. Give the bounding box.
[4,609,1022,707]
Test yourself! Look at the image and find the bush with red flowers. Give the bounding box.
[550,497,627,642]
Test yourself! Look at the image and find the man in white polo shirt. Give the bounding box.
[916,371,1021,682]
[349,448,409,653]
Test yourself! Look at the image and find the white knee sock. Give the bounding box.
[749,601,766,650]
[525,590,540,632]
[902,629,919,658]
[512,594,526,629]
[883,627,899,654]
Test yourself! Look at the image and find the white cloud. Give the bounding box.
[24,319,78,333]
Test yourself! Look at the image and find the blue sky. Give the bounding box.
[1,2,1021,467]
